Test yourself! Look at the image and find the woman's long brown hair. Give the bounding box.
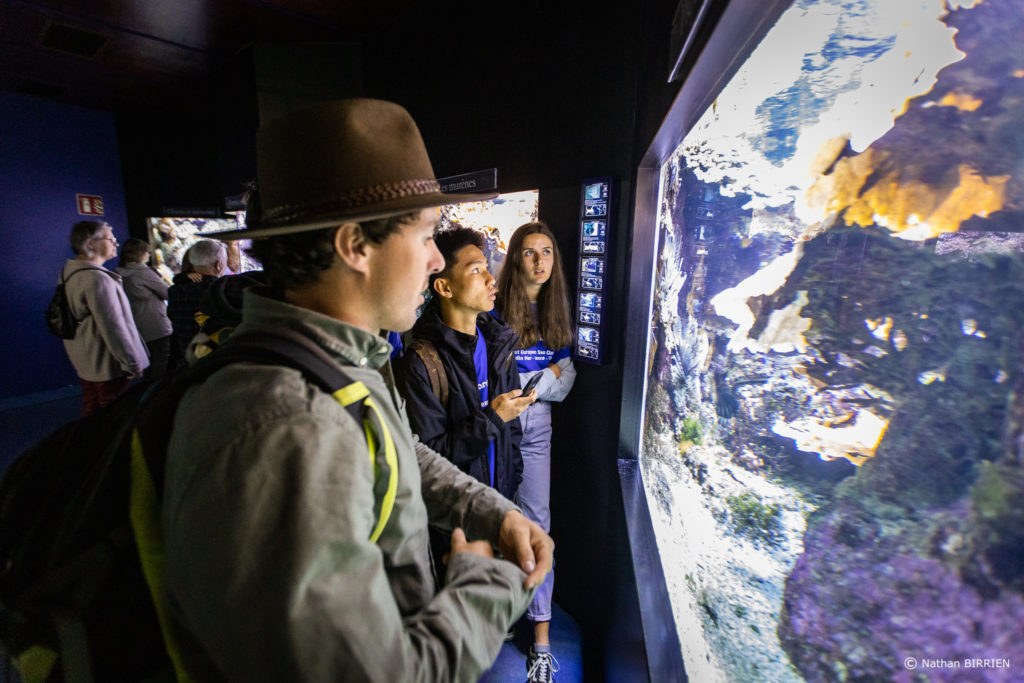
[497,221,573,350]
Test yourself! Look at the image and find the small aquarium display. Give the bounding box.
[640,0,1024,680]
[147,215,259,281]
[440,190,539,277]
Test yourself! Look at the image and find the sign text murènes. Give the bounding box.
[438,169,497,194]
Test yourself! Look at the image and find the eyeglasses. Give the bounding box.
[94,236,119,246]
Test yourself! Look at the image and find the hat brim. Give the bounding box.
[199,190,499,240]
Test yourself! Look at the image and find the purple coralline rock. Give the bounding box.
[779,499,1024,682]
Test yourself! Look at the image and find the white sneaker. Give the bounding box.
[526,647,559,683]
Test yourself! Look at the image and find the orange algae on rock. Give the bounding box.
[808,147,1008,240]
[805,147,876,218]
[937,90,983,111]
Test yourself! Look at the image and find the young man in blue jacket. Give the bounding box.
[394,226,536,504]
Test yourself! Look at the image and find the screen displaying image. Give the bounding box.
[582,240,605,254]
[578,326,600,344]
[585,182,608,200]
[579,292,601,312]
[581,258,604,275]
[440,190,539,279]
[584,202,607,217]
[148,215,259,282]
[580,311,601,325]
[638,0,1024,680]
[581,275,603,291]
[583,220,606,238]
[576,341,599,359]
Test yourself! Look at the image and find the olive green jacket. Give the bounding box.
[163,290,532,682]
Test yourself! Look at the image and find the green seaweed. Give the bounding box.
[681,416,703,445]
[698,589,719,627]
[969,461,1024,590]
[727,491,783,547]
[971,461,1023,522]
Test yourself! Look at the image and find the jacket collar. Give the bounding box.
[413,298,518,362]
[64,258,120,282]
[238,288,393,370]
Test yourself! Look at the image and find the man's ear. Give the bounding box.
[333,223,371,274]
[432,275,453,299]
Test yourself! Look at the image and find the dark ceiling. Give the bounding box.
[0,0,420,112]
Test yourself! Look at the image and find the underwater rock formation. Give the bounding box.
[640,0,1024,679]
[775,229,1024,679]
[780,496,1024,682]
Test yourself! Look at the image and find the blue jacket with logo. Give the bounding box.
[394,299,524,500]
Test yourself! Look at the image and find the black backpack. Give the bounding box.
[45,267,115,339]
[0,328,396,682]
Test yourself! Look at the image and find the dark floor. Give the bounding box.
[482,604,583,683]
[0,388,584,682]
[0,386,82,472]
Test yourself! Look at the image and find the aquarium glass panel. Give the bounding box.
[440,189,539,278]
[641,0,1024,680]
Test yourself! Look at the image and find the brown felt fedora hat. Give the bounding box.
[205,98,495,240]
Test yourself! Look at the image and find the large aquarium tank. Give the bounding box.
[635,0,1024,680]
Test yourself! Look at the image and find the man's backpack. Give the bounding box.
[45,267,115,339]
[408,339,449,405]
[0,328,398,682]
[187,272,268,361]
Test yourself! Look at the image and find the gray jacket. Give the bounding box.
[60,259,149,381]
[163,290,533,682]
[115,262,172,342]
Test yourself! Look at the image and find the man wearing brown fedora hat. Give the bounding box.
[162,99,553,681]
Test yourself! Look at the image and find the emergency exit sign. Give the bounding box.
[76,194,104,216]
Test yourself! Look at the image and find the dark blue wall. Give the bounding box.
[0,93,129,400]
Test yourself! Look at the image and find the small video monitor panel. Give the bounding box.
[575,176,614,364]
[579,292,602,313]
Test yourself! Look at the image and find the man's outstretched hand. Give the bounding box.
[498,510,554,590]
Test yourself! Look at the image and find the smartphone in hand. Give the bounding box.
[522,372,543,395]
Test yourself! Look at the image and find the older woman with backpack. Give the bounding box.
[60,221,148,414]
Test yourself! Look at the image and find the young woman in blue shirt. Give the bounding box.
[496,221,576,681]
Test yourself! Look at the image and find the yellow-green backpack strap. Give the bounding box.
[123,328,398,683]
[13,645,58,683]
[332,381,399,543]
[128,429,196,683]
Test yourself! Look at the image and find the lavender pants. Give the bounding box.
[517,400,554,622]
